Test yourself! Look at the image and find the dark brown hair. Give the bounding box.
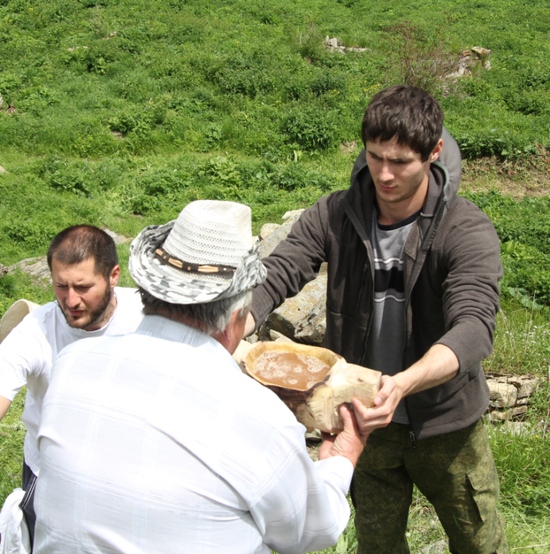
[47,225,118,281]
[361,85,444,161]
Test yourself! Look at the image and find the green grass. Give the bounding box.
[0,390,26,503]
[1,0,550,551]
[1,0,550,296]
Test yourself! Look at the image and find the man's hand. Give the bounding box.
[318,403,367,468]
[351,376,403,436]
[351,344,460,436]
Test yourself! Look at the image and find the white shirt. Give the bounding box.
[34,315,354,554]
[0,287,144,474]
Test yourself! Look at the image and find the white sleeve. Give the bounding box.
[249,426,354,554]
[0,316,47,401]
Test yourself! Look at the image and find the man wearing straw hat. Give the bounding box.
[32,200,366,554]
[0,225,144,549]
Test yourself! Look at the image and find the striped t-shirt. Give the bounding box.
[365,207,420,424]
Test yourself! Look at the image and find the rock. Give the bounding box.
[262,274,327,346]
[281,209,304,223]
[486,374,539,420]
[446,46,492,80]
[324,36,367,54]
[325,36,339,49]
[471,46,492,59]
[260,223,280,240]
[488,381,518,408]
[0,165,7,174]
[103,228,132,244]
[10,256,51,283]
[340,141,357,154]
[515,376,539,399]
[489,406,528,422]
[259,210,303,258]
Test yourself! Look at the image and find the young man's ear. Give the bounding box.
[429,138,444,162]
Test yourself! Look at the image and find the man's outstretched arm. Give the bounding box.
[352,344,459,435]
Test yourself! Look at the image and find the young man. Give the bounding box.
[33,200,367,553]
[0,225,144,547]
[247,85,508,553]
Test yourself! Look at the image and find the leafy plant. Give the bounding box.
[197,156,242,188]
[282,108,337,151]
[294,22,325,64]
[271,163,333,192]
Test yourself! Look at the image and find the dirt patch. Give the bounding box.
[461,153,550,199]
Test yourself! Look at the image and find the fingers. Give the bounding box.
[318,403,365,465]
[373,374,395,406]
[340,402,368,446]
[350,392,395,435]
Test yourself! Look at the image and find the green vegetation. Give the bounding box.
[1,0,550,260]
[1,0,550,551]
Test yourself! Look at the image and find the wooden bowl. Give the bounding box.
[242,341,381,433]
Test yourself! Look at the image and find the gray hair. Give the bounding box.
[138,288,252,336]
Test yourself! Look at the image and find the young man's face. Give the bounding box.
[51,257,120,331]
[365,137,442,216]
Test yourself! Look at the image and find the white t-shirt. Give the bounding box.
[34,316,354,554]
[0,287,144,474]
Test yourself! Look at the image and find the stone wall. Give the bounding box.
[486,374,540,422]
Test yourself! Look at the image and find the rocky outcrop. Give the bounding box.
[446,46,492,79]
[323,36,368,54]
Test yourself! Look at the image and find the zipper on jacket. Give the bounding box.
[355,262,369,314]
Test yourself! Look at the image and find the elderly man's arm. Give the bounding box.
[254,405,366,554]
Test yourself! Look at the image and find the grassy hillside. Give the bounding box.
[1,0,550,552]
[1,0,550,262]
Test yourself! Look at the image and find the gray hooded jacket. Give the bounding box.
[252,130,502,439]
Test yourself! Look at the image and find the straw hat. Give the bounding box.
[129,200,267,304]
[0,299,40,343]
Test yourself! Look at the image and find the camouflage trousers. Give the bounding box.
[350,419,508,554]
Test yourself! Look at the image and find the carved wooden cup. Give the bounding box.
[242,341,381,433]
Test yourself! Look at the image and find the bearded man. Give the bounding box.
[0,225,144,549]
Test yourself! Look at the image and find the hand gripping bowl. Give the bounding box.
[241,341,381,433]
